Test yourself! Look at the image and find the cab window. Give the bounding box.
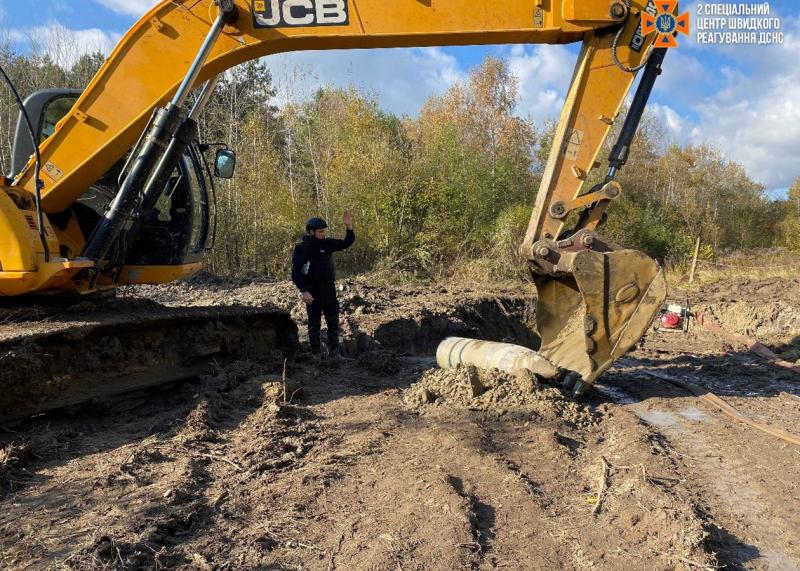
[186,149,210,253]
[39,95,79,142]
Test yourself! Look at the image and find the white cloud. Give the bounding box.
[654,18,800,192]
[266,47,466,116]
[265,43,576,124]
[643,10,800,193]
[8,5,793,194]
[650,102,686,141]
[503,44,574,124]
[92,0,158,17]
[51,0,75,15]
[10,23,121,69]
[654,49,708,105]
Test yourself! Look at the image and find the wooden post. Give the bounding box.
[689,236,701,284]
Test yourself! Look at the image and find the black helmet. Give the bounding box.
[305,217,328,232]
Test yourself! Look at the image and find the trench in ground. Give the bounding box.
[338,296,541,358]
[6,289,797,423]
[0,295,541,424]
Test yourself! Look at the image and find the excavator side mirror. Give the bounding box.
[214,149,236,179]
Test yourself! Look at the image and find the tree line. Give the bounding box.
[0,41,797,281]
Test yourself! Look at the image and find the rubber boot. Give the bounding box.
[309,330,322,359]
[328,332,351,362]
[327,330,340,356]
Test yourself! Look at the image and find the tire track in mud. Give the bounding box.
[156,384,421,569]
[310,414,562,571]
[1,283,543,570]
[68,391,309,567]
[0,363,334,569]
[604,356,800,570]
[471,422,579,568]
[502,411,716,568]
[475,422,554,510]
[1,365,714,571]
[444,474,495,568]
[225,377,573,570]
[404,364,718,569]
[390,415,580,569]
[266,362,709,569]
[283,398,482,571]
[622,394,799,568]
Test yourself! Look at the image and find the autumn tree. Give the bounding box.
[405,57,538,268]
[789,177,800,217]
[201,60,285,274]
[780,176,800,251]
[277,87,411,273]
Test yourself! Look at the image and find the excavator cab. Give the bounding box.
[10,89,220,284]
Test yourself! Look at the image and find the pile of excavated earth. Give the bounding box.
[0,273,798,570]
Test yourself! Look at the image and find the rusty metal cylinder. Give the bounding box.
[436,337,559,379]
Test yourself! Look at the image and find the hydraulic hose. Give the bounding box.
[0,64,50,262]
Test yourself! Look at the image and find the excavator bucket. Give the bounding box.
[534,249,667,391]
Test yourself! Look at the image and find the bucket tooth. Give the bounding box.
[562,372,580,392]
[572,380,589,397]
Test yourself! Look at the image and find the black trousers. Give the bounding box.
[306,300,340,354]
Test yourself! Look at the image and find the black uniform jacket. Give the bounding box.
[291,229,355,305]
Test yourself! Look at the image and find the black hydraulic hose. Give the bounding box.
[570,48,668,235]
[0,64,50,262]
[82,103,184,263]
[114,115,199,265]
[607,47,668,179]
[83,8,229,267]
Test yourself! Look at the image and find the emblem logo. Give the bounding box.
[642,1,690,48]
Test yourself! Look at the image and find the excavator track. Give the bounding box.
[0,300,298,423]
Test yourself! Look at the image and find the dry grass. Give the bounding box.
[666,249,800,290]
[361,249,800,295]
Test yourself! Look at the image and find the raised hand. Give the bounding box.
[343,210,353,229]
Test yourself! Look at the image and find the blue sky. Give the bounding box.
[1,1,798,197]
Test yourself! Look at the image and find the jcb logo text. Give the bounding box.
[253,0,349,28]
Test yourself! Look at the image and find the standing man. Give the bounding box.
[291,211,355,360]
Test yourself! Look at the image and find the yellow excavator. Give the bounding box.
[0,0,668,417]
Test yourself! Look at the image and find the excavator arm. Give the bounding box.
[2,0,668,390]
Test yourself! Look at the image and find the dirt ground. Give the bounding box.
[1,273,799,570]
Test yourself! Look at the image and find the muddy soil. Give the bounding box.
[1,274,799,570]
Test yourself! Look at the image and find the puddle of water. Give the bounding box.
[594,384,637,405]
[678,406,708,423]
[636,409,680,427]
[760,549,800,571]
